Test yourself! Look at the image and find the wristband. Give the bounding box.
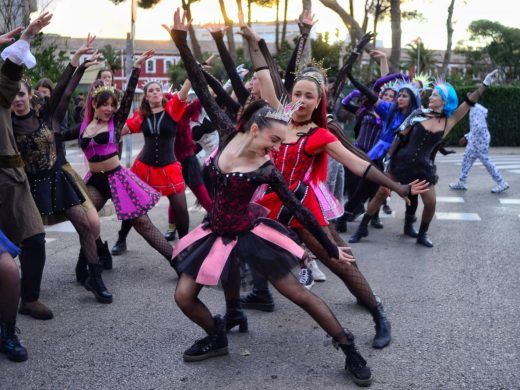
[254,66,268,72]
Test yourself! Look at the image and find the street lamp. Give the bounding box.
[415,36,421,75]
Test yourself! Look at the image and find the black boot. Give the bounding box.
[75,249,88,285]
[335,214,347,233]
[111,231,127,256]
[370,302,391,349]
[183,315,229,362]
[224,299,248,333]
[0,322,28,362]
[417,222,434,248]
[240,288,275,312]
[84,263,113,303]
[346,203,366,222]
[370,211,383,229]
[349,214,371,243]
[337,331,372,387]
[403,214,419,238]
[96,239,112,270]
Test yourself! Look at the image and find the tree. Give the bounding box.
[404,40,438,74]
[100,44,122,71]
[24,32,68,83]
[218,0,237,62]
[465,20,520,82]
[389,0,401,73]
[310,32,343,77]
[181,0,203,61]
[300,0,312,68]
[440,0,456,78]
[281,0,289,45]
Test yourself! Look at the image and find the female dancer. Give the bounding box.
[11,37,114,303]
[0,231,27,362]
[79,50,176,270]
[349,62,498,246]
[166,12,372,386]
[110,79,192,254]
[345,72,423,243]
[449,103,509,193]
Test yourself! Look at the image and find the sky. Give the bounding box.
[33,0,518,50]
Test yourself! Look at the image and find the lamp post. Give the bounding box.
[416,36,421,75]
[123,0,137,168]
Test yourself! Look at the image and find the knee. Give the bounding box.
[174,289,193,312]
[0,253,19,279]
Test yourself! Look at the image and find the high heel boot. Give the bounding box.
[96,239,112,270]
[183,315,229,362]
[349,214,371,243]
[403,214,419,238]
[84,262,113,303]
[370,301,391,349]
[111,230,127,256]
[75,249,88,284]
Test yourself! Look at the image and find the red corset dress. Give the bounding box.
[256,127,341,228]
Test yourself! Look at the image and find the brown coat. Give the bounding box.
[0,59,44,244]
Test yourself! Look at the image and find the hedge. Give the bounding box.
[444,86,520,146]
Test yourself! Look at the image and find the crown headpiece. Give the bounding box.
[263,96,303,123]
[413,72,433,91]
[294,58,329,88]
[381,80,400,93]
[395,78,421,98]
[92,84,116,98]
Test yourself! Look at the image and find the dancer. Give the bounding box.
[0,231,27,362]
[449,103,509,193]
[166,12,372,386]
[110,79,192,255]
[79,49,177,268]
[12,38,115,304]
[236,25,429,349]
[0,14,55,320]
[348,58,499,247]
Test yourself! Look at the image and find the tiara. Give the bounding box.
[395,78,421,98]
[413,72,433,91]
[382,80,400,92]
[263,97,303,123]
[92,84,115,98]
[294,58,329,86]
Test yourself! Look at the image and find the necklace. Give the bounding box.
[290,118,313,127]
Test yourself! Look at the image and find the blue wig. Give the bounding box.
[434,82,458,117]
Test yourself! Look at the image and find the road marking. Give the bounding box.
[435,212,481,221]
[499,199,520,205]
[379,211,395,219]
[437,196,465,203]
[45,238,56,244]
[44,221,76,233]
[509,170,520,174]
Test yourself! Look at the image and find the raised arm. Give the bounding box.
[202,68,241,117]
[257,39,287,100]
[445,69,498,136]
[207,25,250,105]
[163,9,236,137]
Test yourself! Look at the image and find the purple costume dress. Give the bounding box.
[80,68,160,220]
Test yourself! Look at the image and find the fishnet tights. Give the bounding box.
[64,205,98,265]
[295,226,377,310]
[0,253,20,323]
[87,185,173,261]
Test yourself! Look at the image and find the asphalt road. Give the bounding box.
[1,143,519,390]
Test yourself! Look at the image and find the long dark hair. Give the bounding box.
[139,81,167,117]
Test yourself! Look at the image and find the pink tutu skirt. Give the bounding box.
[85,166,160,220]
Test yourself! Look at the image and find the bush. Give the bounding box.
[444,86,520,146]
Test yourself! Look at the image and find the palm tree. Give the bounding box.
[404,40,438,74]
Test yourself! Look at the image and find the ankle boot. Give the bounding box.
[370,211,383,229]
[349,214,371,243]
[183,315,229,362]
[85,263,113,303]
[370,302,391,349]
[75,249,88,284]
[0,322,28,362]
[97,239,112,270]
[417,222,434,248]
[111,231,127,256]
[224,310,248,333]
[404,214,419,238]
[240,289,275,312]
[337,331,372,387]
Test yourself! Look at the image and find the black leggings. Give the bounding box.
[19,233,46,303]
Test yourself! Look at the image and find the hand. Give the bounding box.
[355,32,374,54]
[334,246,356,264]
[20,12,53,41]
[369,49,386,61]
[237,10,261,42]
[121,124,131,136]
[204,23,227,35]
[483,69,499,87]
[204,54,217,65]
[407,179,430,198]
[0,27,23,45]
[458,135,468,147]
[298,9,317,35]
[83,50,102,68]
[161,7,190,37]
[71,33,96,67]
[133,49,155,68]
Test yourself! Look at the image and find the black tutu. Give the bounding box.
[390,158,439,186]
[173,218,302,286]
[27,162,85,220]
[180,155,204,187]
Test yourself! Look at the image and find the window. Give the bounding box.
[146,59,156,73]
[164,59,173,73]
